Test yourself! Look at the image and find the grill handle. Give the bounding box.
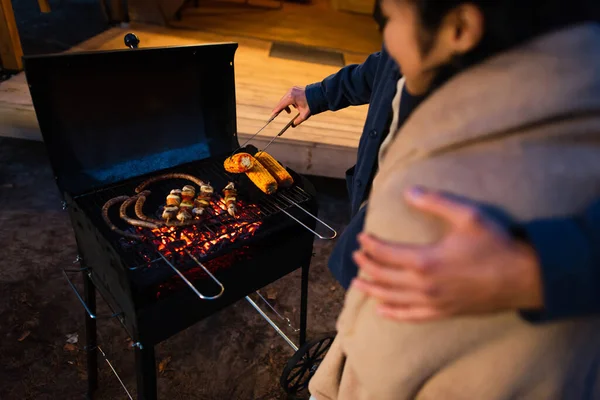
[62,268,122,320]
[157,251,225,300]
[124,33,140,49]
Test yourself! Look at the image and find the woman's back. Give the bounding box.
[310,23,600,400]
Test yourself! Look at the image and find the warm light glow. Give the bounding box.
[142,198,263,261]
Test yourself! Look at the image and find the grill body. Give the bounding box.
[23,39,323,399]
[68,154,318,346]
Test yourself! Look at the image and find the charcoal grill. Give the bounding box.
[23,34,337,399]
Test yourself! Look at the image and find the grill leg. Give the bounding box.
[83,273,98,398]
[299,262,310,347]
[135,345,157,400]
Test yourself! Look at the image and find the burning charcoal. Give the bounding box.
[165,240,187,252]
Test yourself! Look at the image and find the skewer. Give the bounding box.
[157,251,225,300]
[270,191,337,240]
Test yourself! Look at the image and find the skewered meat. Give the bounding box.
[200,183,214,195]
[193,182,214,213]
[166,193,181,206]
[195,198,210,208]
[102,196,142,239]
[135,191,164,225]
[180,200,194,209]
[192,207,204,216]
[224,153,254,173]
[181,185,195,201]
[255,151,294,188]
[177,208,192,222]
[223,182,238,217]
[135,173,205,193]
[120,195,159,229]
[162,206,178,221]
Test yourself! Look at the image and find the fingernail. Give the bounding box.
[407,186,426,200]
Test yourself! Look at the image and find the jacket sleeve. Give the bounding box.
[305,51,382,115]
[519,199,600,322]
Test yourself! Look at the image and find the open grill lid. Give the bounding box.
[23,39,239,196]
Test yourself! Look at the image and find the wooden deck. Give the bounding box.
[0,21,377,178]
[173,0,381,56]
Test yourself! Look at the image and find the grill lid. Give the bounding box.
[24,39,239,196]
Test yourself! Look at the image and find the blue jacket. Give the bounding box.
[306,48,400,289]
[305,47,600,322]
[306,48,400,216]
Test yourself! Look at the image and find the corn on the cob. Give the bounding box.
[245,160,278,194]
[224,153,254,173]
[255,152,294,188]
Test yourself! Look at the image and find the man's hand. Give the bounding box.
[351,187,544,322]
[272,86,311,126]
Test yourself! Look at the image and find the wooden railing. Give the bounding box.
[0,0,23,71]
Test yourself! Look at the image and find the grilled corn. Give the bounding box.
[224,153,254,173]
[255,151,294,188]
[245,160,278,194]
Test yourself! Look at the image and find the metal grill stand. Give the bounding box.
[72,254,319,399]
[28,32,337,400]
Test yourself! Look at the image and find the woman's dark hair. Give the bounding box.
[410,0,600,88]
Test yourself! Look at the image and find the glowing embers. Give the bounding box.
[143,198,263,261]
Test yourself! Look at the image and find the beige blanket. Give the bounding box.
[309,23,600,400]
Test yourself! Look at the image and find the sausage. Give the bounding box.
[102,196,142,239]
[120,195,159,229]
[134,192,165,226]
[135,173,205,193]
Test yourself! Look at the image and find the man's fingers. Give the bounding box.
[357,233,433,271]
[405,187,483,228]
[352,250,427,289]
[376,304,443,322]
[292,110,310,126]
[271,92,295,116]
[351,278,429,306]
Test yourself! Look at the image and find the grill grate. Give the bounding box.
[75,152,313,272]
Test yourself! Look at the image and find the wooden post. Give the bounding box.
[110,0,126,21]
[0,0,23,71]
[37,0,51,13]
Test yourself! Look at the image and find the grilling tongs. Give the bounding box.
[231,112,337,241]
[231,111,300,156]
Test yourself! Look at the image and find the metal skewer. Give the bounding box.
[278,192,337,240]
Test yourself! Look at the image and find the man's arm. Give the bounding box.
[520,199,600,322]
[305,51,382,115]
[271,50,384,125]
